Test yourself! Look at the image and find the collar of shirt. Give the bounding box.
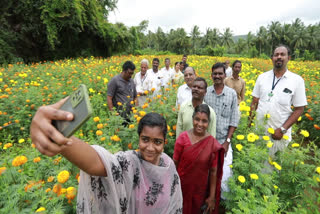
[230,75,240,80]
[210,85,226,96]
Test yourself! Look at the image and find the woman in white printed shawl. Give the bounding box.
[30,98,183,214]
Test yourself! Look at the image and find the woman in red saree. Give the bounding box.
[173,104,224,214]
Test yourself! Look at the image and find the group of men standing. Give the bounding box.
[107,45,307,198]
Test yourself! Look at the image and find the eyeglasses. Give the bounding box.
[140,136,164,145]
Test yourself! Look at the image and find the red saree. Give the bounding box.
[173,131,224,214]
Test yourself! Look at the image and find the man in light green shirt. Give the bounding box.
[176,77,217,139]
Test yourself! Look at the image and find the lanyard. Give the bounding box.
[271,73,282,91]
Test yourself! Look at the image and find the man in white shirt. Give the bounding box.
[147,58,163,94]
[225,60,232,77]
[250,45,307,157]
[160,58,174,88]
[133,59,153,106]
[176,67,196,107]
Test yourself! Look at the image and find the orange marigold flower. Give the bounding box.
[47,176,54,182]
[33,157,41,163]
[46,188,51,193]
[0,167,7,175]
[110,135,120,142]
[12,155,28,166]
[97,123,103,129]
[314,124,320,130]
[53,183,62,196]
[93,117,100,122]
[96,130,103,136]
[128,143,132,149]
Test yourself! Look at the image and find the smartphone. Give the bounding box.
[52,84,92,137]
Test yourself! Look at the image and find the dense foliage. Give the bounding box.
[0,55,319,213]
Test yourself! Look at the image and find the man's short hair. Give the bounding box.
[165,58,170,61]
[185,66,195,74]
[183,54,187,58]
[141,59,149,66]
[194,77,208,89]
[153,58,160,63]
[273,44,291,56]
[211,62,226,74]
[123,61,136,71]
[232,60,242,68]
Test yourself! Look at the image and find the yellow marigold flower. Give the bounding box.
[47,176,54,182]
[229,165,233,168]
[316,177,320,182]
[45,188,51,193]
[168,132,174,136]
[236,135,244,140]
[3,143,13,149]
[61,188,67,194]
[36,207,46,212]
[316,167,320,174]
[151,88,155,92]
[0,167,6,175]
[157,94,162,99]
[247,189,251,192]
[137,116,142,122]
[66,186,77,200]
[133,110,138,114]
[268,127,275,134]
[96,130,103,136]
[263,136,270,141]
[33,157,41,163]
[100,137,106,141]
[167,125,171,131]
[291,143,299,148]
[247,133,256,142]
[236,144,243,151]
[300,130,309,137]
[274,185,278,189]
[250,173,259,180]
[273,162,282,170]
[130,101,134,105]
[129,124,135,129]
[18,138,25,143]
[110,135,120,142]
[282,135,289,140]
[57,170,70,184]
[12,155,28,167]
[144,90,149,95]
[267,141,273,148]
[93,117,100,122]
[238,175,246,183]
[297,116,302,121]
[97,123,103,129]
[139,111,146,117]
[117,102,122,106]
[264,113,271,119]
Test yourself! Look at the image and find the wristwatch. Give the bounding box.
[226,138,231,143]
[280,126,287,134]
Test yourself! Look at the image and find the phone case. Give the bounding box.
[52,84,92,137]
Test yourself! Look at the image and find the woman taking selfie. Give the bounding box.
[30,98,182,213]
[173,104,224,214]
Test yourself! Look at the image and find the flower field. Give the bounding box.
[1,55,320,213]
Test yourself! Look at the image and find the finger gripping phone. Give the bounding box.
[52,84,92,137]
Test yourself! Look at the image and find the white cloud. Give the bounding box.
[108,0,320,35]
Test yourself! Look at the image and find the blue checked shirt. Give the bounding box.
[204,85,239,144]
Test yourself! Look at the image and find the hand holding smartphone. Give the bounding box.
[52,84,92,137]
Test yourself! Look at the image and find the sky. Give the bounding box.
[108,0,320,36]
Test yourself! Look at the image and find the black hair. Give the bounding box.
[165,58,170,61]
[192,104,211,122]
[175,62,180,66]
[232,60,242,68]
[122,61,136,71]
[183,54,188,57]
[153,58,160,63]
[211,62,226,74]
[273,44,291,57]
[137,113,167,140]
[193,77,207,89]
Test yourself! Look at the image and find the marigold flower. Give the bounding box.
[33,157,41,163]
[45,188,51,193]
[97,123,103,129]
[316,167,320,174]
[93,117,100,122]
[291,143,299,148]
[314,124,320,130]
[247,133,256,142]
[61,188,67,194]
[151,88,155,92]
[117,102,122,106]
[129,124,135,129]
[274,185,279,189]
[128,143,132,149]
[300,130,309,137]
[250,173,259,180]
[268,127,275,134]
[18,138,25,143]
[229,165,233,168]
[238,175,246,183]
[3,143,13,149]
[110,135,120,142]
[236,144,243,151]
[273,162,282,170]
[96,130,103,136]
[172,125,176,131]
[264,113,271,119]
[100,137,106,141]
[47,176,54,182]
[0,167,6,175]
[262,136,270,141]
[236,135,244,140]
[144,90,149,95]
[57,170,70,184]
[297,116,302,121]
[66,186,77,200]
[282,135,289,140]
[12,155,28,166]
[36,207,46,212]
[267,141,273,148]
[139,111,146,117]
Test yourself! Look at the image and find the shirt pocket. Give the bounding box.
[277,90,293,106]
[221,101,231,117]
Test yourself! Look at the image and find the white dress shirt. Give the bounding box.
[176,84,192,107]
